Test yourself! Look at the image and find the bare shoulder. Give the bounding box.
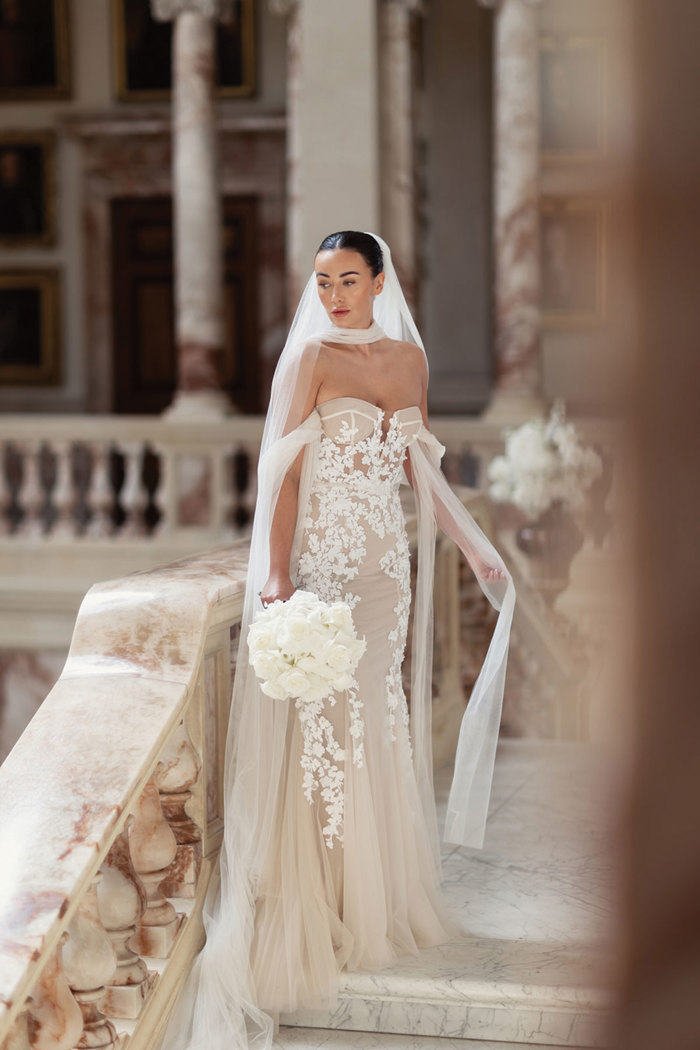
[393,337,425,357]
[394,339,427,375]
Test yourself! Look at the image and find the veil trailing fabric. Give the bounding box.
[158,233,515,1050]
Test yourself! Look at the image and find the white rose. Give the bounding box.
[297,654,325,675]
[250,651,279,679]
[328,603,353,632]
[278,617,309,654]
[326,644,351,672]
[277,667,311,698]
[260,678,289,700]
[248,623,274,652]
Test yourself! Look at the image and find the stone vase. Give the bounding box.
[515,498,584,608]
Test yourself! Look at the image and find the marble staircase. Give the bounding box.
[277,740,620,1049]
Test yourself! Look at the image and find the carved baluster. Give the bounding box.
[128,778,181,957]
[117,442,146,537]
[0,444,10,536]
[241,445,258,531]
[221,450,236,538]
[17,442,45,538]
[156,720,202,899]
[26,933,83,1050]
[97,829,154,1019]
[231,445,251,532]
[85,443,114,538]
[150,444,172,536]
[3,1004,30,1050]
[49,441,75,539]
[62,873,119,1049]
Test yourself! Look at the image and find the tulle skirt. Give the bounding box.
[248,490,455,1017]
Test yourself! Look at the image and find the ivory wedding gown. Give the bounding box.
[248,395,455,1016]
[159,246,515,1050]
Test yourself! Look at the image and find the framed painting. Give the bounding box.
[540,198,607,327]
[0,270,61,385]
[0,0,71,101]
[0,132,56,248]
[112,0,255,101]
[539,36,607,162]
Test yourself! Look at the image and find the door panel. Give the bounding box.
[111,195,260,413]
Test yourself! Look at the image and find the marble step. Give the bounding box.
[279,935,613,1047]
[276,1029,591,1050]
[281,742,618,1048]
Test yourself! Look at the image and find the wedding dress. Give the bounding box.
[158,233,515,1050]
[248,396,454,1015]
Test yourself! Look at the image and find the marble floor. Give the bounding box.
[277,739,623,1049]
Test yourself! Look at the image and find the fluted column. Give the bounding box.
[378,0,424,314]
[479,0,546,422]
[151,0,234,418]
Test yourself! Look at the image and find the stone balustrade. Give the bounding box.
[0,416,265,543]
[0,414,517,545]
[0,485,491,1050]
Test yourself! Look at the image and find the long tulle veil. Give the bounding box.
[157,232,515,1050]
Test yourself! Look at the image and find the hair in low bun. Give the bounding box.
[315,230,384,278]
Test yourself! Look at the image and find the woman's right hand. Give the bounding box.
[260,571,295,607]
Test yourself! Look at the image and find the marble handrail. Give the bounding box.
[0,543,250,1049]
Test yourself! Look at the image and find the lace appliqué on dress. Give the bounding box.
[295,410,417,849]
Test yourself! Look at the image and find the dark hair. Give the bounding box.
[315,230,384,278]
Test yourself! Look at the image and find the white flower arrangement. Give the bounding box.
[486,398,604,519]
[247,589,368,848]
[248,589,366,702]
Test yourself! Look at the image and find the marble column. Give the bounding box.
[151,0,234,417]
[378,0,424,315]
[479,0,546,422]
[270,0,381,314]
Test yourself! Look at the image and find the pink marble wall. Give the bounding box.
[0,650,66,764]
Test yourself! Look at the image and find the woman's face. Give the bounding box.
[314,248,384,328]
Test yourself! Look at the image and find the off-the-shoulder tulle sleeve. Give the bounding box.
[408,424,516,851]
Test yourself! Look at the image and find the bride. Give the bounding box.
[160,231,515,1050]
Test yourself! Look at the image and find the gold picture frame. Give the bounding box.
[539,35,607,163]
[540,198,608,327]
[0,269,61,385]
[112,0,256,102]
[0,0,71,101]
[0,131,57,248]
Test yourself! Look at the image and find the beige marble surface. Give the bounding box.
[281,740,622,1047]
[0,544,248,1029]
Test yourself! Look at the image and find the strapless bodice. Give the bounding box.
[315,396,423,445]
[310,396,422,495]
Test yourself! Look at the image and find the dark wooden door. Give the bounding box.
[111,195,260,414]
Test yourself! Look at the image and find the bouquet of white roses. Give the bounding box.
[247,589,367,703]
[486,398,603,518]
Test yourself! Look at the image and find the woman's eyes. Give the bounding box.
[317,281,355,288]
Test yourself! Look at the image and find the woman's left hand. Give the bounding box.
[476,559,508,583]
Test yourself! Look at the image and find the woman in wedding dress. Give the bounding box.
[160,231,515,1050]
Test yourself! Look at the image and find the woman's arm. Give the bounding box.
[260,362,323,604]
[404,351,507,584]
